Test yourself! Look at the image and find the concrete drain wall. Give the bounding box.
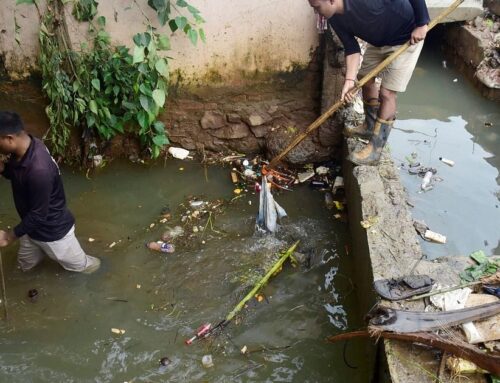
[342,142,485,383]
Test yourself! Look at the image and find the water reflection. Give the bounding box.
[392,35,500,258]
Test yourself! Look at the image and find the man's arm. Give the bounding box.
[342,53,361,102]
[330,20,361,102]
[409,0,430,44]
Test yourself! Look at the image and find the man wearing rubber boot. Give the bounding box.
[308,0,429,165]
[0,111,100,274]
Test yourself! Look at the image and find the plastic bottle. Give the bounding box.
[439,157,455,166]
[421,171,433,190]
[185,323,212,345]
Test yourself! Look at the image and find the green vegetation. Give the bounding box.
[16,0,205,159]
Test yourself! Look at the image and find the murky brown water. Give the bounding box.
[390,35,500,259]
[0,144,370,381]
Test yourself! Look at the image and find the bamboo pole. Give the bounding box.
[268,0,466,168]
[0,250,8,321]
[225,240,300,323]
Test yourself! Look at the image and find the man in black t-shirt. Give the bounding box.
[308,0,429,165]
[0,111,100,273]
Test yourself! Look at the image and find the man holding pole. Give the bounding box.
[0,111,100,273]
[308,0,429,165]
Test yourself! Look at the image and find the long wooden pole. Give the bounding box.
[326,330,500,375]
[0,250,8,321]
[269,0,466,168]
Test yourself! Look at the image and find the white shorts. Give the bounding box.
[17,225,99,273]
[359,41,424,92]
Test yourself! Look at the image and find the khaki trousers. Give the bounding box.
[18,225,98,272]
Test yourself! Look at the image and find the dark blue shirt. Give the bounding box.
[1,136,75,241]
[329,0,430,55]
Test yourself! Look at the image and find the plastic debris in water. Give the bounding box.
[28,288,39,303]
[439,157,455,166]
[159,357,171,367]
[256,176,287,233]
[202,355,214,368]
[168,147,192,160]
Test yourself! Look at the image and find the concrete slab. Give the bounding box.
[427,0,483,23]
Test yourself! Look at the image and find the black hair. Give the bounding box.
[0,111,24,135]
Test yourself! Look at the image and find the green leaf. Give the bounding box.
[137,110,149,130]
[470,250,487,265]
[114,122,124,133]
[153,134,169,146]
[152,121,165,134]
[87,114,96,128]
[16,0,34,4]
[175,16,187,31]
[157,9,169,26]
[199,28,206,43]
[97,16,106,27]
[152,145,160,159]
[187,4,200,14]
[139,83,153,97]
[187,29,198,45]
[133,45,145,64]
[148,0,165,11]
[122,100,137,110]
[168,19,178,33]
[89,100,98,114]
[152,89,166,107]
[176,0,188,7]
[91,78,101,91]
[139,95,153,112]
[157,35,170,50]
[154,58,169,78]
[133,32,151,47]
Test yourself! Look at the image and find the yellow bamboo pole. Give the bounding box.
[225,240,300,323]
[268,0,465,168]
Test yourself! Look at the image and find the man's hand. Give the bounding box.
[0,230,16,247]
[410,25,428,45]
[341,79,357,103]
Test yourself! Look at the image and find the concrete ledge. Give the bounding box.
[427,0,483,22]
[343,142,487,383]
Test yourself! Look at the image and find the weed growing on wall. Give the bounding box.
[16,0,205,160]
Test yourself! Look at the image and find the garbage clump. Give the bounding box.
[146,241,175,253]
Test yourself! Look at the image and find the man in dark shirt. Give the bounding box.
[0,111,100,273]
[308,0,429,165]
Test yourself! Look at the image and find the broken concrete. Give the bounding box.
[444,13,500,102]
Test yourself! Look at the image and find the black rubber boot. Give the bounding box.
[348,117,394,166]
[343,99,380,138]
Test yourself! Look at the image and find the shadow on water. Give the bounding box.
[0,158,372,382]
[390,29,500,258]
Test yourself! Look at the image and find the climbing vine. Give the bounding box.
[16,0,205,159]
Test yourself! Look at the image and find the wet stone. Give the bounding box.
[201,111,226,130]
